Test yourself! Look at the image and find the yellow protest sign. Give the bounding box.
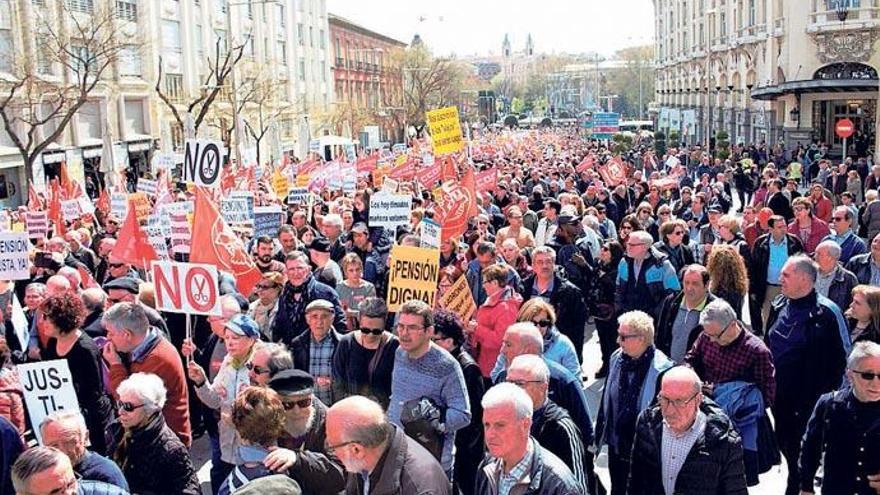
[438,275,476,323]
[129,193,151,224]
[426,106,464,156]
[272,169,289,198]
[386,245,440,312]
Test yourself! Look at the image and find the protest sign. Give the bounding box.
[420,218,441,250]
[60,200,81,222]
[145,226,170,260]
[253,206,283,237]
[18,360,80,444]
[369,193,411,231]
[169,212,191,255]
[129,193,151,224]
[438,275,476,323]
[25,212,48,239]
[151,152,176,172]
[387,245,440,311]
[77,197,95,216]
[287,187,309,205]
[110,192,128,219]
[426,106,464,155]
[475,168,498,192]
[0,233,30,280]
[136,178,158,196]
[220,196,253,224]
[357,154,378,173]
[183,139,225,187]
[381,177,399,193]
[272,169,290,199]
[417,163,441,189]
[152,261,222,316]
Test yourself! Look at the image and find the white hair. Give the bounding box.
[848,341,880,369]
[815,240,842,261]
[617,310,655,345]
[322,214,343,228]
[40,410,87,437]
[117,373,167,412]
[510,354,550,383]
[481,382,533,419]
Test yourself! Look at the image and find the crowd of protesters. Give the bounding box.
[1,127,880,495]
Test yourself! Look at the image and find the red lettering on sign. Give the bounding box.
[153,264,182,310]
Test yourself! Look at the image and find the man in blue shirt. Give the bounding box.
[824,206,867,264]
[750,215,804,331]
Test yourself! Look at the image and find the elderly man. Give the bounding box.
[846,232,880,286]
[80,288,106,338]
[387,300,470,479]
[475,383,582,494]
[799,341,880,495]
[309,238,343,288]
[93,237,116,284]
[766,255,849,495]
[40,411,128,490]
[11,446,128,495]
[615,230,681,318]
[326,395,449,495]
[825,206,867,264]
[271,251,345,347]
[319,213,347,262]
[65,230,97,273]
[508,355,591,494]
[655,265,716,363]
[332,297,398,409]
[595,310,673,495]
[265,369,346,495]
[814,240,859,313]
[465,241,520,306]
[290,299,343,405]
[101,277,168,335]
[751,215,805,328]
[519,246,587,362]
[102,302,191,446]
[247,341,293,386]
[628,366,748,495]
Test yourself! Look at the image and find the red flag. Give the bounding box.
[95,188,110,215]
[440,155,457,182]
[356,154,379,174]
[435,166,477,242]
[388,158,416,181]
[77,265,100,289]
[475,168,498,192]
[28,184,43,211]
[417,163,441,189]
[108,200,158,269]
[47,180,65,237]
[190,186,262,295]
[576,155,595,173]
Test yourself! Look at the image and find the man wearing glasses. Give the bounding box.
[799,341,880,495]
[615,231,681,319]
[628,366,747,495]
[824,206,866,264]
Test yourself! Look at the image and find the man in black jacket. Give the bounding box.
[271,251,346,346]
[628,366,748,495]
[765,178,794,221]
[845,232,880,285]
[765,255,848,495]
[750,216,804,329]
[655,265,716,363]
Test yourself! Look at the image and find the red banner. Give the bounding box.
[599,157,628,187]
[475,168,498,192]
[388,158,416,181]
[440,155,457,182]
[435,167,477,242]
[356,154,379,174]
[576,155,595,173]
[417,164,441,190]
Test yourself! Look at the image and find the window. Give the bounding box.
[115,0,137,21]
[32,0,46,6]
[720,12,727,36]
[170,123,184,150]
[165,73,184,100]
[35,40,54,75]
[297,23,304,45]
[67,0,93,13]
[215,29,227,55]
[748,0,756,26]
[0,29,11,73]
[70,44,95,80]
[245,35,255,57]
[162,20,182,53]
[319,29,325,49]
[321,60,326,81]
[195,23,203,60]
[277,4,285,28]
[277,40,287,64]
[119,45,141,76]
[299,59,305,81]
[246,2,252,19]
[827,0,860,8]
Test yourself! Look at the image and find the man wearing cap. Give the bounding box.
[102,277,169,335]
[272,251,346,347]
[697,203,723,263]
[290,299,343,406]
[264,369,346,495]
[309,238,343,288]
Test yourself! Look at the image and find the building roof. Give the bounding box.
[328,14,407,47]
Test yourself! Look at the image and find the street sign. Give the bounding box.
[835,118,854,139]
[591,112,620,140]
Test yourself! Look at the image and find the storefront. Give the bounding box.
[126,138,154,177]
[0,148,24,208]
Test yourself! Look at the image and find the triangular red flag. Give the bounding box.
[28,184,43,211]
[48,180,65,237]
[95,188,110,215]
[190,186,261,295]
[77,265,100,289]
[108,200,158,269]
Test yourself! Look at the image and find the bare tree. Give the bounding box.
[155,36,247,138]
[391,45,468,135]
[0,1,132,181]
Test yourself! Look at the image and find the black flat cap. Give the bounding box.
[102,277,140,294]
[268,369,315,396]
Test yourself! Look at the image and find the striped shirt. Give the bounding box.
[498,440,535,495]
[661,410,707,495]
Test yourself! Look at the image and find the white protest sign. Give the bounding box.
[18,360,80,444]
[220,196,252,224]
[253,206,283,238]
[0,233,30,280]
[169,213,191,255]
[369,193,412,231]
[25,212,48,239]
[145,226,170,260]
[110,193,128,220]
[158,200,194,217]
[151,152,176,172]
[152,261,221,316]
[60,200,81,222]
[420,218,441,249]
[137,178,158,196]
[381,177,399,193]
[287,187,309,205]
[183,139,225,187]
[77,197,95,216]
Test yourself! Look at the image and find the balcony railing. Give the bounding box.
[737,23,767,39]
[809,6,880,28]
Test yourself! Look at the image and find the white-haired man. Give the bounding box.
[40,411,128,490]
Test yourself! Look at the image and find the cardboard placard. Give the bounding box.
[369,193,411,231]
[25,212,48,239]
[426,106,464,155]
[438,275,476,323]
[152,261,222,316]
[0,233,30,280]
[386,245,440,311]
[18,360,80,444]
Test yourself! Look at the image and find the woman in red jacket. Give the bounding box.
[470,264,522,378]
[788,196,831,254]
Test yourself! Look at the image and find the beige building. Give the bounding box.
[653,0,880,157]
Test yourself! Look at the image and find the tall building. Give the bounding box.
[327,14,406,144]
[653,0,880,156]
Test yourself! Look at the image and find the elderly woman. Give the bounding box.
[594,311,673,495]
[248,271,284,340]
[717,214,752,266]
[653,218,693,274]
[186,314,260,489]
[788,197,830,254]
[114,372,200,494]
[40,293,113,455]
[846,285,880,343]
[470,264,522,378]
[336,253,376,326]
[439,235,466,272]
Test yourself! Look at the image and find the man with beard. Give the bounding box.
[264,369,345,495]
[253,236,285,274]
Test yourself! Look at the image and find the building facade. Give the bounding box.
[327,14,405,145]
[653,0,880,158]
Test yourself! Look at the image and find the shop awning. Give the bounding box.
[752,79,880,100]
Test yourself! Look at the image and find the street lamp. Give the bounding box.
[835,0,850,22]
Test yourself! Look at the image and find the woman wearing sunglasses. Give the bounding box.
[248,272,284,340]
[114,372,200,495]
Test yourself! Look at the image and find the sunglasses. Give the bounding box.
[245,362,270,375]
[832,217,846,222]
[850,369,880,381]
[282,396,313,410]
[255,284,278,290]
[117,401,145,413]
[360,327,384,336]
[532,319,552,328]
[108,263,125,268]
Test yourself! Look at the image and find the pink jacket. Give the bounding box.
[472,287,522,377]
[788,217,830,254]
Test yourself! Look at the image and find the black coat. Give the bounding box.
[749,233,804,306]
[766,191,794,221]
[475,438,582,495]
[628,399,748,495]
[283,400,346,495]
[451,346,484,495]
[823,265,858,315]
[271,276,346,346]
[655,291,717,359]
[519,273,587,357]
[845,252,876,285]
[532,400,589,494]
[652,240,695,275]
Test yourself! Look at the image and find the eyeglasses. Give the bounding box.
[658,391,700,410]
[626,242,647,248]
[670,230,685,236]
[255,284,278,291]
[659,212,670,216]
[617,333,642,342]
[832,217,847,222]
[324,440,356,455]
[245,363,270,375]
[396,323,425,334]
[107,297,124,305]
[704,321,733,341]
[620,226,633,231]
[360,327,384,336]
[794,206,806,211]
[532,319,552,328]
[117,401,145,413]
[507,379,544,387]
[850,369,880,381]
[281,396,313,410]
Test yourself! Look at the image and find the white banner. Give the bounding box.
[369,193,412,231]
[110,193,128,220]
[137,178,158,197]
[18,360,80,444]
[0,233,30,280]
[152,261,222,316]
[25,212,48,239]
[420,218,441,250]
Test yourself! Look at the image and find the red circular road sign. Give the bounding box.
[836,118,855,139]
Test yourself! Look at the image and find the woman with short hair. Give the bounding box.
[846,285,880,344]
[248,271,284,340]
[470,264,522,378]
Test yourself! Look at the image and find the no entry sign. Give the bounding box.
[152,261,221,316]
[835,118,855,139]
